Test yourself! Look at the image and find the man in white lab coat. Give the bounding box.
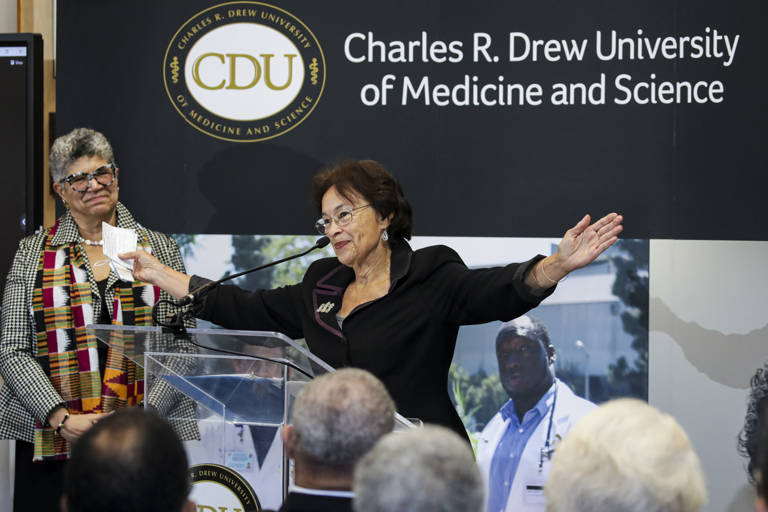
[477,315,596,512]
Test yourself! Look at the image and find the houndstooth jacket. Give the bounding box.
[0,202,197,444]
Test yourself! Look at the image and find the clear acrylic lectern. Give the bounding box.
[87,324,413,510]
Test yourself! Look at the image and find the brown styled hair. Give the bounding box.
[311,160,413,240]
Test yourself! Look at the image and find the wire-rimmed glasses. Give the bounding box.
[315,204,371,234]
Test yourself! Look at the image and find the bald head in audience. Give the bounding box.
[545,398,707,512]
[354,425,484,512]
[62,407,193,512]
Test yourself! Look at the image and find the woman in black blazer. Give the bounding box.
[122,160,622,440]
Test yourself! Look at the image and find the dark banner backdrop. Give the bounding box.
[56,0,767,239]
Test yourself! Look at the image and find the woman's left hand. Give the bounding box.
[554,213,623,273]
[526,213,623,291]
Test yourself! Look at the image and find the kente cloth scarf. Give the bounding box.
[31,219,159,461]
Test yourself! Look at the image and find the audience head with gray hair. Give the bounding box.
[283,368,395,490]
[545,398,707,512]
[49,127,115,183]
[354,425,484,512]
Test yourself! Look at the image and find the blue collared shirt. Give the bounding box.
[486,384,555,512]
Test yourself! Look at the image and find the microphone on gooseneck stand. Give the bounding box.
[153,236,330,330]
[174,235,330,306]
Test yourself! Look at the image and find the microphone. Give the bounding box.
[173,236,330,307]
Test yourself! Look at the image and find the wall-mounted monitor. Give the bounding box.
[0,33,43,297]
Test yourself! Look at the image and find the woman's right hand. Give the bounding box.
[119,250,167,284]
[59,412,112,443]
[119,250,191,299]
[48,407,111,443]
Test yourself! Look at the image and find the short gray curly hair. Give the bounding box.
[290,368,395,471]
[354,425,484,512]
[49,128,114,183]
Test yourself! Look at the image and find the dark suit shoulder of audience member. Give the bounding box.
[263,490,353,512]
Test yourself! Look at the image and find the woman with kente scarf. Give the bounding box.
[0,128,193,511]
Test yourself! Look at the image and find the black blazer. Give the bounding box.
[268,491,353,512]
[192,239,551,438]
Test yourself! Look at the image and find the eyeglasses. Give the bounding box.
[59,163,116,192]
[315,204,371,234]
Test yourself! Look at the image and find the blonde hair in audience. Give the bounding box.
[545,398,707,512]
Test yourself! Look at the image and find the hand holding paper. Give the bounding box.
[102,222,140,282]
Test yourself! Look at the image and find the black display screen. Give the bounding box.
[0,34,43,301]
[0,44,30,236]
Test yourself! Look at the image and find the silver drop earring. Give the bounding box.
[381,229,389,242]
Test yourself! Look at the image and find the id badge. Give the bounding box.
[524,481,546,505]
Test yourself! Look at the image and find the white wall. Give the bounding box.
[650,240,768,512]
[0,0,15,33]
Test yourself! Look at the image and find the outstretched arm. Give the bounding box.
[525,213,623,292]
[119,250,192,299]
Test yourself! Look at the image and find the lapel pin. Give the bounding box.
[316,301,335,313]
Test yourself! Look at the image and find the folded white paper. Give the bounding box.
[102,222,138,282]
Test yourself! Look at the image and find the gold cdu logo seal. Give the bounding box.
[163,1,326,142]
[189,463,261,511]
